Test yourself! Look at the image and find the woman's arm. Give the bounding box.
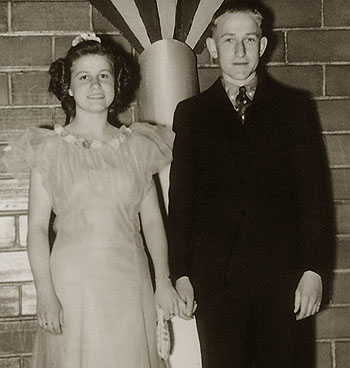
[27,170,63,334]
[140,181,180,320]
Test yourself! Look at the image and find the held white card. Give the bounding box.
[167,316,202,368]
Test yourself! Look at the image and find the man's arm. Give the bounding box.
[291,93,335,319]
[168,101,197,318]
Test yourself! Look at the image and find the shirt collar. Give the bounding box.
[222,73,258,102]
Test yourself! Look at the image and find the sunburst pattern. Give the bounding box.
[89,0,224,53]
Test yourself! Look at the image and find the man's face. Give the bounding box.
[206,11,268,83]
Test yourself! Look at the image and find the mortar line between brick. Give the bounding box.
[322,65,326,96]
[334,197,350,203]
[7,1,11,32]
[331,341,336,368]
[284,31,288,63]
[314,96,350,100]
[0,248,29,255]
[321,0,325,28]
[330,166,350,170]
[0,67,49,73]
[0,316,36,322]
[0,31,122,37]
[336,234,350,239]
[0,281,32,288]
[0,353,33,359]
[316,338,350,343]
[18,282,22,317]
[324,303,350,307]
[0,210,27,216]
[274,26,350,31]
[51,37,55,62]
[7,73,12,105]
[14,213,19,247]
[0,104,60,109]
[89,3,93,31]
[198,62,350,68]
[323,130,350,136]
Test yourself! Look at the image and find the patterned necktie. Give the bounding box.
[235,86,252,124]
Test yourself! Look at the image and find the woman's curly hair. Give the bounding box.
[49,36,140,127]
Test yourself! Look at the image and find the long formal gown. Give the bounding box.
[5,122,173,368]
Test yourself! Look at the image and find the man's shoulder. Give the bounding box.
[176,79,220,111]
[173,83,221,131]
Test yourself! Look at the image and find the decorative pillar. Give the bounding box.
[138,39,198,210]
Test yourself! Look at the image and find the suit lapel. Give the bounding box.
[206,79,246,157]
[249,74,283,124]
[204,76,285,162]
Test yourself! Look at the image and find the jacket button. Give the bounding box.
[240,209,246,217]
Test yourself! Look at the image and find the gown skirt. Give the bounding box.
[4,122,173,368]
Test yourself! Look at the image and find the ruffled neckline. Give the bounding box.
[54,124,132,150]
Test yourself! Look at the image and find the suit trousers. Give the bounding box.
[192,221,310,368]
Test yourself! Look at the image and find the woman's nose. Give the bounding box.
[90,77,101,88]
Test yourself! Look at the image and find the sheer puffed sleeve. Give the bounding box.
[3,127,57,195]
[128,122,174,197]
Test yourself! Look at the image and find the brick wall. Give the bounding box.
[0,0,349,367]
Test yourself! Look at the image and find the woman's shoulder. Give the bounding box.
[126,122,173,174]
[20,125,56,138]
[3,126,59,181]
[128,122,174,150]
[6,125,58,153]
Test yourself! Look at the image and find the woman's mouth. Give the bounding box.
[88,94,104,99]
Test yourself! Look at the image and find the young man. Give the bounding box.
[168,1,334,367]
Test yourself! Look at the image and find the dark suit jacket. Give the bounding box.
[168,74,334,287]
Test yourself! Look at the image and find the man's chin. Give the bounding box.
[226,73,253,83]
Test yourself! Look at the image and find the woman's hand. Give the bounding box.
[36,291,64,335]
[155,277,181,320]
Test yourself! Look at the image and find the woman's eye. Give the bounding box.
[79,75,88,80]
[100,73,110,79]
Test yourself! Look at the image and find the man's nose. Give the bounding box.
[234,41,246,57]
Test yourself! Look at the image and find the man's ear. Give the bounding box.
[68,88,73,97]
[206,37,218,59]
[259,36,268,57]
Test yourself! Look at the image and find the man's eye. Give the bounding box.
[246,37,257,43]
[224,38,233,43]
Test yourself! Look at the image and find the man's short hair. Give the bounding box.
[210,0,265,37]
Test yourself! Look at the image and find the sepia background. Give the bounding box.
[0,0,350,367]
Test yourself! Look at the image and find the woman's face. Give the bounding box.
[69,54,115,115]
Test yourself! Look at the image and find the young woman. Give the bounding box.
[5,33,179,368]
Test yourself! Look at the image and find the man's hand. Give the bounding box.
[175,276,196,320]
[294,270,322,320]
